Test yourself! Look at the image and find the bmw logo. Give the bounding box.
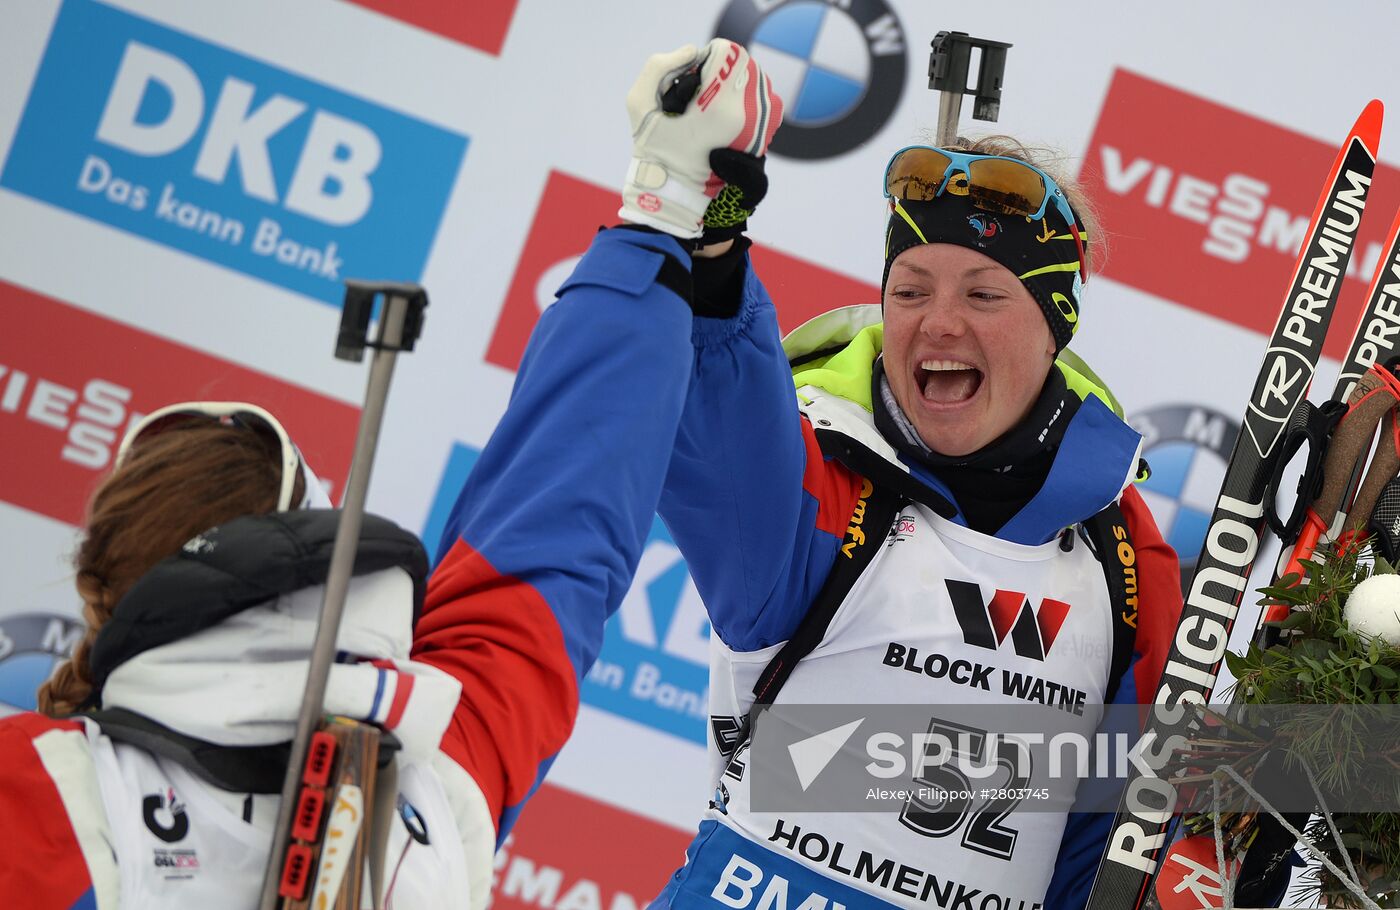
[1128,405,1241,568]
[715,0,907,159]
[0,613,84,715]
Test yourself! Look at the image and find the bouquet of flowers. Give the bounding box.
[1217,544,1400,908]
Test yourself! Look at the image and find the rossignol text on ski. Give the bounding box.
[1084,99,1383,910]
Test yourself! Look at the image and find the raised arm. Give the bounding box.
[411,39,795,847]
[412,228,695,844]
[661,249,865,651]
[621,40,863,654]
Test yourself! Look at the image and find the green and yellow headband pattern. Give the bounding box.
[882,194,1089,352]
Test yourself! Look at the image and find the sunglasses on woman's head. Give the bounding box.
[117,402,305,512]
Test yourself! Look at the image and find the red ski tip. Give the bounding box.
[1350,98,1384,154]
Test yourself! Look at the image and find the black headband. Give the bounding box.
[882,194,1088,351]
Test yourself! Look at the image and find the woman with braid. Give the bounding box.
[0,403,567,908]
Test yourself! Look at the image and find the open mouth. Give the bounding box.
[917,359,983,405]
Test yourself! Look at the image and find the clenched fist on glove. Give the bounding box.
[619,39,783,241]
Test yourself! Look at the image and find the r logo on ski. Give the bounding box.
[1244,155,1371,460]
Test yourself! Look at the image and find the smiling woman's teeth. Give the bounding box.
[919,360,982,404]
[921,359,974,372]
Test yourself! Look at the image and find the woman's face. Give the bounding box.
[881,243,1055,457]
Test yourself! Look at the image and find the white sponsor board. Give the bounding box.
[2,1,1397,895]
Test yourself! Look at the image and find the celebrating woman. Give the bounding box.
[430,39,1183,910]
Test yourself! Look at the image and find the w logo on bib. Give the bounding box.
[944,580,1070,662]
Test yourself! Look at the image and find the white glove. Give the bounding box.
[619,39,783,239]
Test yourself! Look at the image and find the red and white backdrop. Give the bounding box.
[3,0,1397,900]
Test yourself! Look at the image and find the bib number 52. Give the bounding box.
[899,717,1033,860]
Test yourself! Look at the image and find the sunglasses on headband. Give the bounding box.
[116,402,308,512]
[883,146,1087,278]
[883,146,1081,226]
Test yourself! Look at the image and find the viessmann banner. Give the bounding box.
[1082,69,1400,357]
[0,280,359,527]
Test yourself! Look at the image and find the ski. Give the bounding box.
[1270,205,1400,591]
[1083,100,1383,910]
[1210,205,1400,908]
[1334,207,1400,404]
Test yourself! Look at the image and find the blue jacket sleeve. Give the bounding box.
[658,255,861,652]
[415,227,696,840]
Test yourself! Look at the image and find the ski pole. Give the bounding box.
[1163,393,1400,908]
[1225,392,1400,903]
[257,281,429,910]
[1272,366,1400,585]
[1342,403,1400,535]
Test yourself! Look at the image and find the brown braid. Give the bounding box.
[37,419,305,716]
